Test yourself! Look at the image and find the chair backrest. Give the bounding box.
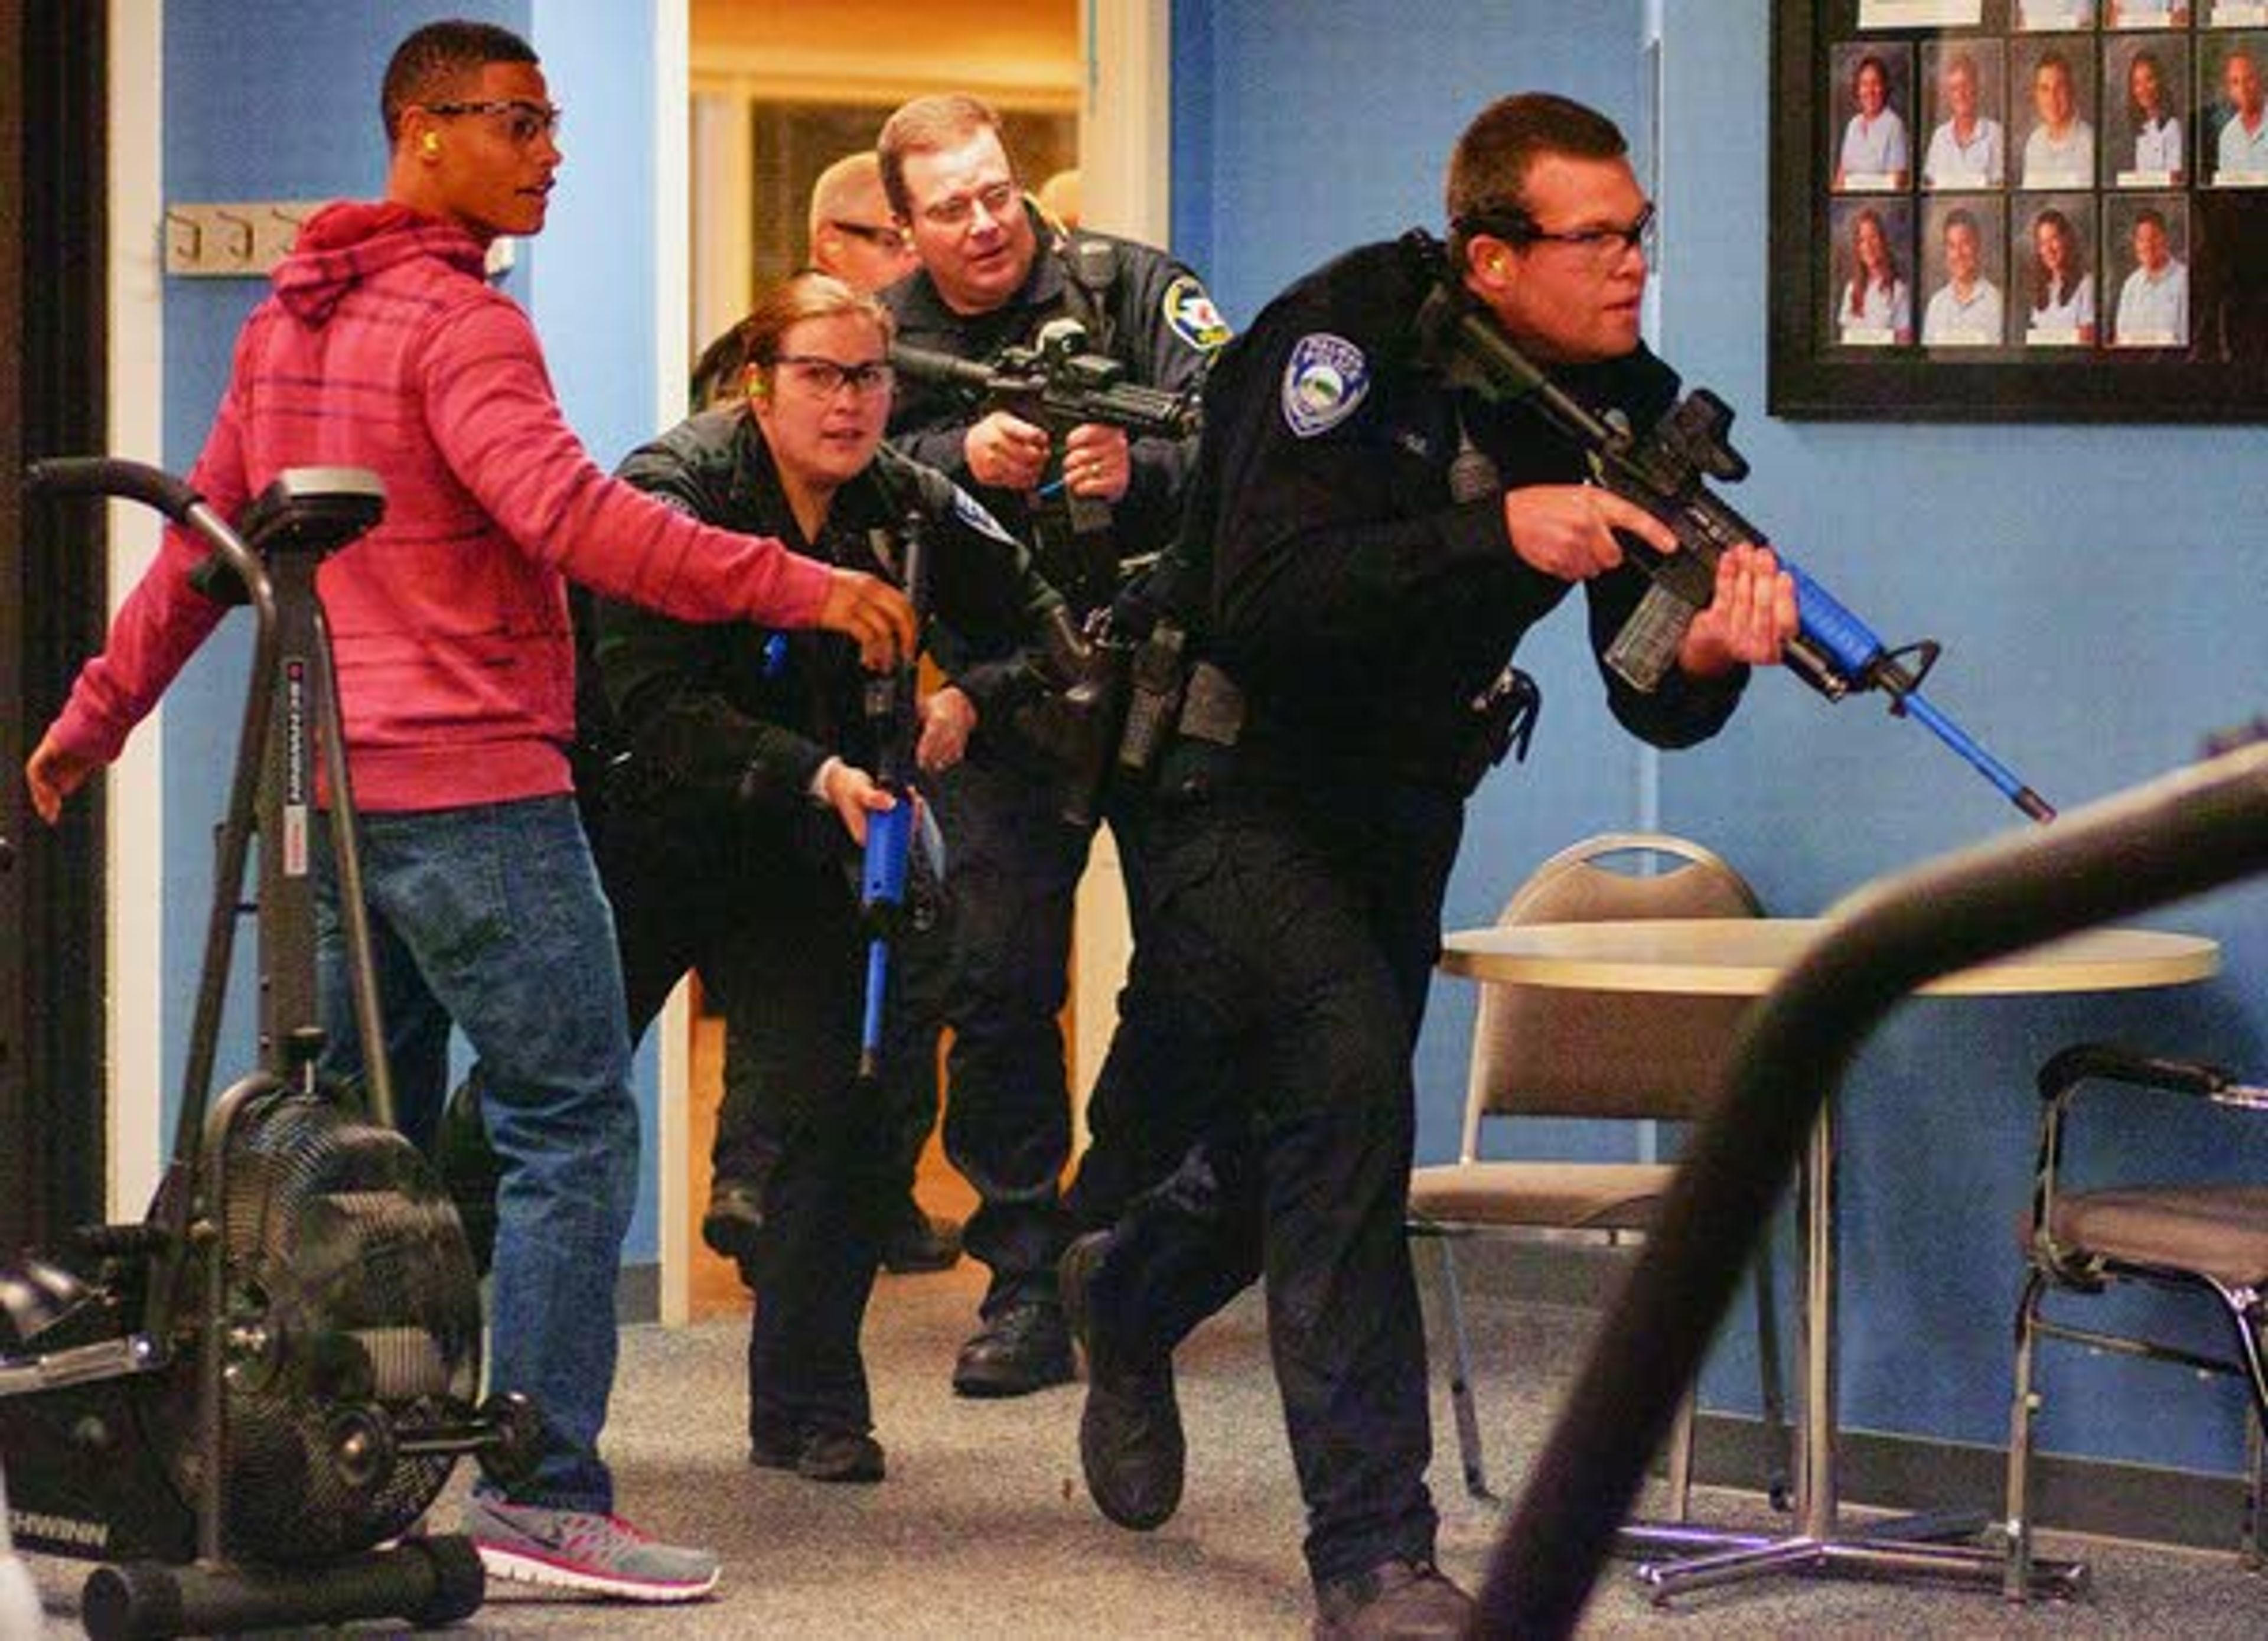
[1459,832,1764,1157]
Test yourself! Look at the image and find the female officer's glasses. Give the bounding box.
[422,99,563,147]
[773,356,896,398]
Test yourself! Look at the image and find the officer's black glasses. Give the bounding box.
[1457,201,1657,266]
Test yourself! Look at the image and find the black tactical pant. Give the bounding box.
[919,753,1159,1318]
[1065,760,1460,1587]
[593,800,893,1441]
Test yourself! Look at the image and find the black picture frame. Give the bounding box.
[1771,0,2268,421]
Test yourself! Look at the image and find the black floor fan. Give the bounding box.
[1,460,537,1639]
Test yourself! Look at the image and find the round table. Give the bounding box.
[1438,915,2219,1601]
[1442,917,2215,996]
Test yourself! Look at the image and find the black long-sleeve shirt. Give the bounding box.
[1181,233,1747,793]
[588,406,1063,817]
[881,207,1227,610]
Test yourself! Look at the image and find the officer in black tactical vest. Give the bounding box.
[876,92,1228,1398]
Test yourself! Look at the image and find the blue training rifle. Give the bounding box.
[1416,284,2054,825]
[857,510,931,1082]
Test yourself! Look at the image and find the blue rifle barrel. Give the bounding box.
[1781,561,2055,822]
[1619,505,2057,824]
[855,510,930,1082]
[858,799,914,1079]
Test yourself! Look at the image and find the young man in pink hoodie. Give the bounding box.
[24,18,913,1603]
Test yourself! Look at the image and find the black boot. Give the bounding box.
[700,1175,768,1264]
[749,1426,886,1485]
[880,1197,962,1274]
[1059,1231,1184,1531]
[951,1298,1074,1397]
[1311,1559,1474,1639]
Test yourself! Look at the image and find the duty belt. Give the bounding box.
[1166,660,1539,800]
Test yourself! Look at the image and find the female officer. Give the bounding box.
[588,272,1062,1482]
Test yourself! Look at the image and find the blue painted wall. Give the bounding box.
[1174,2,2268,1483]
[525,1,660,486]
[1171,1,1649,327]
[157,1,671,1261]
[525,0,666,1258]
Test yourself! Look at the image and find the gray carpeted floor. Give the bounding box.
[17,1261,2268,1637]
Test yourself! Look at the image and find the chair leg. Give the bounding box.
[1750,1235,1791,1512]
[2244,1407,2265,1573]
[2003,1272,2048,1603]
[1427,1233,1494,1500]
[2206,1291,2268,1571]
[2231,1304,2268,1571]
[1665,1383,1696,1522]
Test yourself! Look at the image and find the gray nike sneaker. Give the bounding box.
[463,1493,720,1602]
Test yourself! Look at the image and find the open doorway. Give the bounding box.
[687,0,1080,382]
[680,0,1082,1318]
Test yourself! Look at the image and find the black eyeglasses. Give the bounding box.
[771,354,896,397]
[829,220,906,250]
[423,99,563,146]
[1461,201,1658,266]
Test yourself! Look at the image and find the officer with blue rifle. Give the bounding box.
[586,272,1063,1484]
[1052,93,1800,1637]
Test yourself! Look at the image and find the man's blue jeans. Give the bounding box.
[314,795,637,1513]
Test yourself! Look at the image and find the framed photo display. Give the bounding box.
[1772,0,2268,419]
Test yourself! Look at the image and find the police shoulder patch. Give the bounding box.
[950,485,1016,546]
[1162,275,1232,351]
[1280,333,1370,438]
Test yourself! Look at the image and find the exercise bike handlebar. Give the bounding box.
[28,456,269,620]
[23,457,393,1138]
[28,455,204,521]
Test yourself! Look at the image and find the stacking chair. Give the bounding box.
[1407,832,1788,1513]
[2004,1041,2268,1598]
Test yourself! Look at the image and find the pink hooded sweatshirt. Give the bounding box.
[50,201,833,810]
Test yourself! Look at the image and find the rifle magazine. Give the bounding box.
[1605,580,1695,693]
